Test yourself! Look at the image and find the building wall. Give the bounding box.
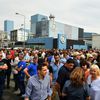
[31,23,36,34]
[31,14,48,34]
[0,30,8,47]
[73,45,87,50]
[49,21,80,40]
[27,37,86,50]
[36,21,49,37]
[30,14,85,49]
[64,24,72,39]
[83,32,97,40]
[31,14,84,40]
[27,37,53,49]
[31,14,48,23]
[41,20,49,36]
[78,28,84,40]
[67,39,85,49]
[11,29,28,42]
[71,26,78,40]
[92,35,100,49]
[4,20,14,39]
[10,30,17,41]
[54,21,64,38]
[64,25,79,40]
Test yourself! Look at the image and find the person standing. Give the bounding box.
[3,53,12,89]
[12,52,19,91]
[72,51,81,68]
[16,53,26,96]
[55,58,75,100]
[87,64,100,100]
[62,67,90,100]
[50,53,63,84]
[0,52,8,100]
[24,56,38,79]
[24,63,52,100]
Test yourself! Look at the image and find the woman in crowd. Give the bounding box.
[87,64,100,100]
[62,67,90,100]
[86,53,94,68]
[80,60,90,81]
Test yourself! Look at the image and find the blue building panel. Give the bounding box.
[27,37,53,49]
[58,34,66,50]
[73,45,87,50]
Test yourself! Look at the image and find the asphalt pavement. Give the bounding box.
[2,76,24,100]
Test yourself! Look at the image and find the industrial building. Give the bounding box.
[92,34,100,49]
[10,29,29,47]
[28,14,86,49]
[4,20,14,40]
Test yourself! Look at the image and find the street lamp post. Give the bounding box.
[16,13,26,48]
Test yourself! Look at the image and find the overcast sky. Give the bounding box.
[0,0,100,33]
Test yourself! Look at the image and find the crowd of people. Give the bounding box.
[0,48,100,100]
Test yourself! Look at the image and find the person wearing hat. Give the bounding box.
[86,53,94,68]
[0,52,8,100]
[92,52,98,64]
[72,51,81,67]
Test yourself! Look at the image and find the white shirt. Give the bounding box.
[89,76,100,100]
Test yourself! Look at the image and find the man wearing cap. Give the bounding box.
[72,51,81,67]
[0,52,8,99]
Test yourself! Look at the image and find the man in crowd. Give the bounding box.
[24,56,38,79]
[0,52,8,100]
[50,53,63,84]
[55,58,75,100]
[15,53,26,96]
[24,63,52,100]
[3,53,12,89]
